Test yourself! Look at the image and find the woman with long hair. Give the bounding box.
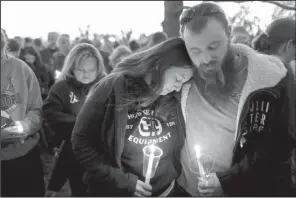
[71,37,194,197]
[42,43,106,196]
[19,45,55,99]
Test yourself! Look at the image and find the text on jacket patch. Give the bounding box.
[69,91,79,104]
[248,100,270,133]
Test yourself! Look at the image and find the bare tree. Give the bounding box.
[162,1,183,38]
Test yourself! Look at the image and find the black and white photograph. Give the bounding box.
[1,1,296,197]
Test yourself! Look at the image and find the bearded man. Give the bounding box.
[177,2,294,196]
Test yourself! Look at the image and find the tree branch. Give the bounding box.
[215,1,295,11]
[267,1,296,10]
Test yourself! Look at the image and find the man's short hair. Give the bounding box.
[24,37,33,44]
[129,40,140,52]
[7,39,21,52]
[33,38,42,47]
[180,2,229,35]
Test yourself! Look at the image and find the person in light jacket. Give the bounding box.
[1,28,45,197]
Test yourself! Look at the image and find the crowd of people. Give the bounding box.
[1,2,295,197]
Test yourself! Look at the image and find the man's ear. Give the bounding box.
[285,39,295,52]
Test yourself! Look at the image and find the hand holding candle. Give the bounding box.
[143,144,163,184]
[190,145,215,196]
[145,146,155,184]
[194,145,205,175]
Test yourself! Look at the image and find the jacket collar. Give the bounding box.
[181,44,287,137]
[232,44,287,140]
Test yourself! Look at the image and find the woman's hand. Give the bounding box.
[133,180,152,197]
[1,121,29,144]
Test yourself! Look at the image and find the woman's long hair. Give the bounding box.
[91,37,193,119]
[20,45,55,98]
[20,46,44,71]
[59,43,106,82]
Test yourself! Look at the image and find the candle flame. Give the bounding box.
[194,145,201,158]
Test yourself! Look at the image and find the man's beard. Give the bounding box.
[196,44,234,93]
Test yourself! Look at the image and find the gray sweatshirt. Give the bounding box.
[1,55,43,160]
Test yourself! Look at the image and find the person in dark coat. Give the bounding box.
[40,32,59,69]
[71,38,194,197]
[253,17,296,195]
[42,43,106,196]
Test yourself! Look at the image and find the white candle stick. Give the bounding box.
[145,145,155,184]
[194,145,205,175]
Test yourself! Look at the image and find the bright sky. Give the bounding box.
[1,1,276,40]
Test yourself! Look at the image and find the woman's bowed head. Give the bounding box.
[90,37,194,108]
[59,43,106,85]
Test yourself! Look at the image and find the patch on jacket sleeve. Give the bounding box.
[239,89,280,148]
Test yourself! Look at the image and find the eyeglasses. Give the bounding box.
[180,5,226,26]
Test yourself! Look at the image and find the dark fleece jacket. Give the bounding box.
[71,76,187,196]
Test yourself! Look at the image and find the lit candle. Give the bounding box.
[145,145,155,184]
[194,145,205,175]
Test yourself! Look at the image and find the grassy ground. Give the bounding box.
[40,149,70,197]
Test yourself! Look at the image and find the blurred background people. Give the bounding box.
[14,36,24,49]
[19,46,55,100]
[53,34,71,72]
[150,31,168,46]
[7,38,21,58]
[129,40,140,52]
[253,18,295,68]
[109,45,132,70]
[34,38,44,53]
[140,31,168,51]
[42,43,106,196]
[231,26,252,46]
[40,32,59,69]
[24,37,33,47]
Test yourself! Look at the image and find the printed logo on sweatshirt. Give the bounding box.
[69,91,79,104]
[126,109,175,145]
[1,78,21,114]
[138,117,162,137]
